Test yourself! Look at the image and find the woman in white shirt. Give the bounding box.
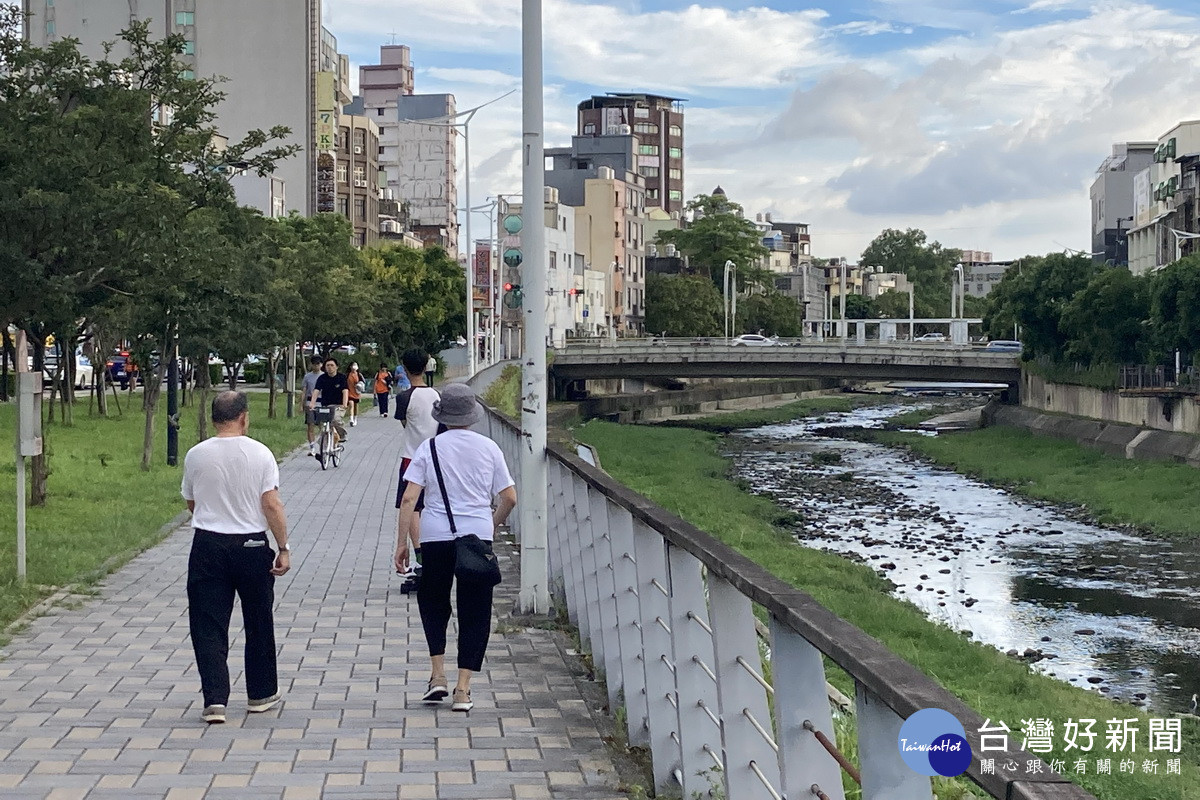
[394,383,517,712]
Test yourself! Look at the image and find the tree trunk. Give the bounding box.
[27,328,48,505]
[267,348,278,419]
[141,360,166,472]
[95,332,108,417]
[0,328,10,402]
[197,355,212,442]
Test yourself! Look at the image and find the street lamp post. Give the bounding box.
[472,198,499,367]
[723,260,736,341]
[839,261,847,343]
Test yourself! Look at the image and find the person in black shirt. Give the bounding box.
[307,358,349,444]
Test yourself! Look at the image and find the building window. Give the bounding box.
[179,69,195,81]
[646,188,659,200]
[639,166,659,177]
[336,163,347,184]
[668,147,682,159]
[669,190,682,201]
[182,40,195,55]
[337,196,349,217]
[583,123,596,134]
[634,106,650,118]
[46,20,55,36]
[669,125,682,138]
[353,166,365,183]
[354,197,366,221]
[669,168,682,180]
[175,11,194,25]
[377,108,385,116]
[353,130,366,149]
[638,144,659,156]
[634,123,658,135]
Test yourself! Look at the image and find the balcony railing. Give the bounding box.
[479,406,1096,800]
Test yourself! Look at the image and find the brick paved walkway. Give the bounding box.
[0,411,625,799]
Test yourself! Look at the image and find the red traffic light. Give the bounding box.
[567,288,579,296]
[503,282,514,292]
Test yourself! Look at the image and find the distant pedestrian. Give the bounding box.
[393,362,411,394]
[301,355,323,457]
[394,349,439,574]
[346,362,363,427]
[374,363,393,417]
[424,354,436,387]
[394,383,517,712]
[182,391,290,725]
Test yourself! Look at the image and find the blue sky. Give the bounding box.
[326,0,1200,260]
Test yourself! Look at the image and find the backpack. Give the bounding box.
[393,385,436,423]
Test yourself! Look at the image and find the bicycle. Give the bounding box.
[311,406,343,470]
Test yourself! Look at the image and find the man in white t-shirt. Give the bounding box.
[394,348,439,570]
[181,391,291,725]
[395,383,517,713]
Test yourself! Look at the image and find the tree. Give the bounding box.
[283,214,375,354]
[859,229,961,319]
[1149,254,1200,365]
[984,253,1100,359]
[361,243,466,357]
[655,194,770,290]
[739,291,804,337]
[1061,268,1151,365]
[644,273,722,336]
[841,294,877,320]
[874,290,911,320]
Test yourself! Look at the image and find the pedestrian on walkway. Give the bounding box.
[346,361,363,427]
[182,391,290,725]
[394,383,517,713]
[374,362,393,417]
[424,354,437,387]
[302,355,323,457]
[309,357,349,445]
[394,349,439,574]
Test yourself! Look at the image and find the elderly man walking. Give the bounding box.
[182,391,291,724]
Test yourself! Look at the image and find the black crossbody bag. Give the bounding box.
[429,438,502,587]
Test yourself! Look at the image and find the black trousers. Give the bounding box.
[376,391,390,415]
[187,530,278,706]
[417,539,494,672]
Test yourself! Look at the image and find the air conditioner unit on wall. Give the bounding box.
[354,180,367,188]
[353,146,363,154]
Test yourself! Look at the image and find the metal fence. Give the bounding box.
[1119,364,1198,391]
[478,407,1096,800]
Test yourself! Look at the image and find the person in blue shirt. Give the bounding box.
[393,362,412,393]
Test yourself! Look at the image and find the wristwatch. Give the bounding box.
[278,543,291,552]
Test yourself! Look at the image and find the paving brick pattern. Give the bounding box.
[0,411,624,799]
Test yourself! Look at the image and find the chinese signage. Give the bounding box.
[474,243,491,288]
[315,72,336,214]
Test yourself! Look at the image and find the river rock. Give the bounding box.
[1075,629,1096,636]
[1087,676,1104,684]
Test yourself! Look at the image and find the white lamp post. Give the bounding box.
[723,260,737,342]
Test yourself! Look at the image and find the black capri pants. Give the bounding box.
[416,539,495,672]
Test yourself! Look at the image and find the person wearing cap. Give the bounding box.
[394,383,517,713]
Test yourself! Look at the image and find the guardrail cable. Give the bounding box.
[810,783,832,800]
[697,699,722,729]
[735,655,774,695]
[650,578,670,597]
[691,655,718,684]
[749,761,784,800]
[686,610,713,635]
[742,708,779,752]
[803,719,861,786]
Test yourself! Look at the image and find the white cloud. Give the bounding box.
[830,20,915,36]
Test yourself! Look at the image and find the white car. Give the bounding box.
[913,333,947,343]
[732,334,782,347]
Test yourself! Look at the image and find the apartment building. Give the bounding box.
[1128,121,1200,275]
[1090,142,1156,266]
[576,94,685,213]
[334,116,381,247]
[24,0,322,217]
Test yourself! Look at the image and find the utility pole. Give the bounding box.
[166,325,179,466]
[518,0,549,615]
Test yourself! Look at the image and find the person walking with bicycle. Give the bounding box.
[394,383,517,713]
[307,357,348,449]
[182,391,290,725]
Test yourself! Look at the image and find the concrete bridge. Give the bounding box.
[550,339,1022,398]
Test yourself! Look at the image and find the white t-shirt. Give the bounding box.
[181,436,279,534]
[400,386,439,460]
[404,430,515,543]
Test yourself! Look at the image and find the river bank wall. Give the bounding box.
[575,378,839,423]
[1021,371,1200,433]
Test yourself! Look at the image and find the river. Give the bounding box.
[729,402,1200,714]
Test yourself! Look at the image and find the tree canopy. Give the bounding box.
[859,228,961,319]
[644,273,723,337]
[655,193,770,290]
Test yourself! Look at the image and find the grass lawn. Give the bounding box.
[874,426,1200,539]
[0,393,307,634]
[573,420,1200,800]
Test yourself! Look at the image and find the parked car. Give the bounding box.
[984,340,1023,353]
[914,332,946,343]
[732,334,782,347]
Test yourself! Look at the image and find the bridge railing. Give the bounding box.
[559,335,999,350]
[478,406,1096,800]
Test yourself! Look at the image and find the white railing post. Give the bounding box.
[632,521,682,790]
[856,684,933,800]
[563,473,592,638]
[707,573,780,799]
[608,505,649,748]
[667,545,723,799]
[575,483,608,670]
[590,492,624,705]
[770,616,847,800]
[546,461,569,601]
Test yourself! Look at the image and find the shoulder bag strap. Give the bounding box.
[429,438,457,535]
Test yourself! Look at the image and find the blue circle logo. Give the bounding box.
[898,708,972,777]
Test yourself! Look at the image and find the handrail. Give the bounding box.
[481,404,1096,800]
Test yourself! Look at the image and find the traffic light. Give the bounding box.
[503,283,523,309]
[503,282,514,292]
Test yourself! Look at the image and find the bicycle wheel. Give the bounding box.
[331,443,341,468]
[318,428,330,470]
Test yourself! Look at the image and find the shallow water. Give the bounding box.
[731,403,1200,714]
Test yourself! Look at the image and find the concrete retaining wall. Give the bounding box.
[578,378,838,423]
[1022,372,1200,434]
[984,403,1200,467]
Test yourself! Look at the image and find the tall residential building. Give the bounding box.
[335,116,381,247]
[1128,120,1200,275]
[355,47,457,256]
[1090,142,1155,266]
[24,0,322,217]
[576,94,685,214]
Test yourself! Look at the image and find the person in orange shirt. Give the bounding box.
[345,362,363,427]
[373,363,393,417]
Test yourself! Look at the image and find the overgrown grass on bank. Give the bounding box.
[873,426,1200,539]
[658,393,892,433]
[573,420,1200,800]
[1024,358,1120,390]
[482,364,520,418]
[0,395,307,632]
